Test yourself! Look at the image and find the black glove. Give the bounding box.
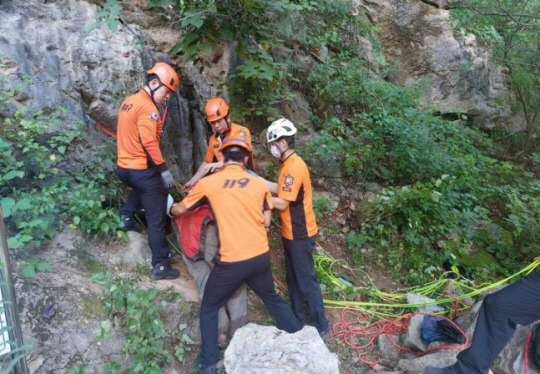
[161,170,174,190]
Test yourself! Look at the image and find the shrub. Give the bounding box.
[0,100,122,250]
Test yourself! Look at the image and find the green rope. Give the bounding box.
[316,253,540,316]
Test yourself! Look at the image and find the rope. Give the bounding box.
[313,252,540,370]
[321,257,540,317]
[272,275,288,298]
[332,309,469,369]
[525,332,532,374]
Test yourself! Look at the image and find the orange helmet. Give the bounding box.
[205,97,230,122]
[146,62,179,92]
[220,137,252,153]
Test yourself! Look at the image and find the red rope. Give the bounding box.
[273,275,287,297]
[525,332,532,374]
[94,122,117,139]
[162,103,169,124]
[444,291,472,319]
[332,308,470,370]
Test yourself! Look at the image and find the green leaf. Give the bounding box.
[100,222,110,233]
[7,237,21,249]
[106,19,119,33]
[1,197,16,217]
[16,197,32,211]
[109,4,122,17]
[21,264,36,277]
[101,319,112,333]
[2,170,24,181]
[182,45,199,61]
[37,262,51,272]
[27,258,39,265]
[170,42,184,55]
[181,33,200,46]
[198,44,212,53]
[181,13,203,28]
[148,0,175,9]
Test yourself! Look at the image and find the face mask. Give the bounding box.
[270,145,281,158]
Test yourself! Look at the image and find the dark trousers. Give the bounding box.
[198,252,302,367]
[117,166,169,266]
[452,268,540,374]
[282,236,329,333]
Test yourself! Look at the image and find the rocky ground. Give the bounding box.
[10,224,540,374]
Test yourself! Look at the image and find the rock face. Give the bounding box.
[0,0,143,123]
[224,324,339,374]
[0,0,520,185]
[361,0,515,129]
[0,0,219,182]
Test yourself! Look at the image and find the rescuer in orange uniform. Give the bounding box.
[263,118,331,338]
[116,62,180,280]
[170,137,302,374]
[183,97,254,190]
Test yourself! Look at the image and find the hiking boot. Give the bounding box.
[319,324,332,339]
[149,260,179,280]
[197,363,217,374]
[118,214,140,232]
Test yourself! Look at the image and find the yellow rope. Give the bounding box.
[315,253,540,315]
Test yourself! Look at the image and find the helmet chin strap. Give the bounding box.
[278,143,293,162]
[147,79,165,105]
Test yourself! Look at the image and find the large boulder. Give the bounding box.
[359,0,517,129]
[224,324,339,374]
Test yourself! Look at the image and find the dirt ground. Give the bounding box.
[9,194,405,374]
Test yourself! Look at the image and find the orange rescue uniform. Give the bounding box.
[117,90,166,170]
[277,153,318,240]
[204,123,254,169]
[181,164,272,262]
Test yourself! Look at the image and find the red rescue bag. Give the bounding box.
[172,204,215,261]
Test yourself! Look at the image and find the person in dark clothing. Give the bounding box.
[170,137,302,374]
[262,118,331,339]
[116,62,180,280]
[425,268,540,374]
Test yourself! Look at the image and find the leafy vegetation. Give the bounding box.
[149,0,367,122]
[92,272,194,373]
[20,258,51,277]
[140,0,539,284]
[88,0,123,33]
[0,78,123,251]
[306,55,538,284]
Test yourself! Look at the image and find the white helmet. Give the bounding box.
[266,118,297,143]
